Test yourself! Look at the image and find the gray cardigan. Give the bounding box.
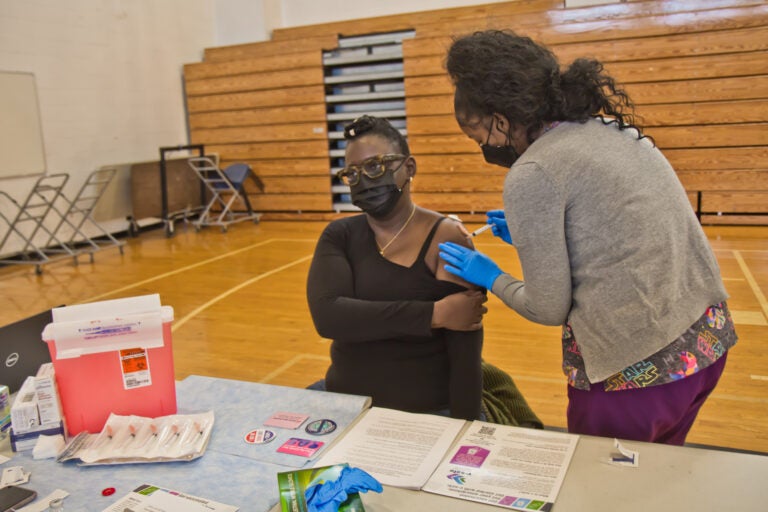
[491,119,727,382]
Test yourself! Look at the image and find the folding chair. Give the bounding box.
[45,168,125,262]
[0,173,79,274]
[186,156,261,232]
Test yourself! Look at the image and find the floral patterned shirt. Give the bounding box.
[562,302,738,391]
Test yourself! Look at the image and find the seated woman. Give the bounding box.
[307,115,539,425]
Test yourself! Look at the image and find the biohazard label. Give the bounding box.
[119,348,152,390]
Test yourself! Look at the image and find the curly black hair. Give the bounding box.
[343,115,411,155]
[446,30,650,143]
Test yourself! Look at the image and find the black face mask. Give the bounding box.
[481,118,519,168]
[351,183,402,218]
[481,144,519,168]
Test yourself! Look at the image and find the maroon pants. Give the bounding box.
[567,352,728,445]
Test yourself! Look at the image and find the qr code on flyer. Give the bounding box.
[478,425,496,436]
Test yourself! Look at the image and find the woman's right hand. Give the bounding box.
[487,210,513,245]
[432,290,488,331]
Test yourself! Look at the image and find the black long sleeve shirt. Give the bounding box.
[306,215,482,419]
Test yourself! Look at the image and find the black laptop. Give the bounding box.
[1,309,55,393]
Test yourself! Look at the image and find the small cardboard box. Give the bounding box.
[10,376,40,434]
[43,294,177,436]
[34,362,64,425]
[0,384,11,434]
[10,420,65,452]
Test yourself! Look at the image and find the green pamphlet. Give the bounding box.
[277,463,366,512]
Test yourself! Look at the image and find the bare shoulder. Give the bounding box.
[435,215,473,249]
[426,214,478,288]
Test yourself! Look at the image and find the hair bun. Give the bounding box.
[344,115,376,139]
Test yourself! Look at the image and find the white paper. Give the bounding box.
[52,294,161,323]
[46,295,166,359]
[423,421,578,511]
[16,489,69,512]
[101,483,238,512]
[604,438,640,467]
[0,465,30,487]
[313,407,465,489]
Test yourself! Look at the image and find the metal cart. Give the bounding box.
[44,168,125,262]
[0,173,78,274]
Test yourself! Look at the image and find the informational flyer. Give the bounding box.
[313,407,465,489]
[101,483,238,512]
[422,422,578,511]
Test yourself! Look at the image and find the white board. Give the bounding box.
[0,71,46,179]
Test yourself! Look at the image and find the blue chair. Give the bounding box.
[187,156,261,232]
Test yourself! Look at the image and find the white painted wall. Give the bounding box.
[214,0,270,46]
[0,0,214,256]
[279,0,511,28]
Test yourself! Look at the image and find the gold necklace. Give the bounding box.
[377,204,417,256]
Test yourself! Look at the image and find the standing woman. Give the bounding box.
[438,30,737,444]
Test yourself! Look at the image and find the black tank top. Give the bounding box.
[325,215,469,412]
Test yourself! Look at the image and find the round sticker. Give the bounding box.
[305,419,337,436]
[244,428,276,444]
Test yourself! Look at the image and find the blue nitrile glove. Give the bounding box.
[439,242,504,291]
[305,467,383,512]
[487,210,513,245]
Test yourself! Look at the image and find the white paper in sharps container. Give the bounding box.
[44,294,165,359]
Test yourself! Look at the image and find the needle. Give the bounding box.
[469,224,492,237]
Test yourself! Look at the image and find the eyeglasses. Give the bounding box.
[337,153,408,186]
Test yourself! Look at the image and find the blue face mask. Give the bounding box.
[481,119,519,168]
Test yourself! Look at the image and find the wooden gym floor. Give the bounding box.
[1,220,766,453]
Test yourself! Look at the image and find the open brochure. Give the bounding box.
[422,421,577,511]
[101,483,238,512]
[313,407,465,489]
[314,407,578,510]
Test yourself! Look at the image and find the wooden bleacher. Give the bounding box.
[183,0,768,224]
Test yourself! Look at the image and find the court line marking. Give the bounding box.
[268,238,320,242]
[730,310,768,326]
[259,354,329,384]
[82,239,278,303]
[733,250,768,321]
[714,249,768,253]
[81,238,317,304]
[172,254,314,332]
[709,393,768,404]
[751,375,768,381]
